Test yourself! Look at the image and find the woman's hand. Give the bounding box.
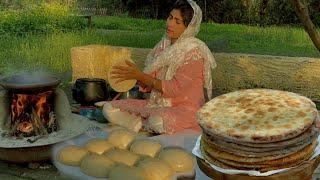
[137,80,147,89]
[110,60,143,84]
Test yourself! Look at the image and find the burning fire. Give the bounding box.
[11,94,28,121]
[34,91,52,123]
[17,121,33,133]
[8,91,58,137]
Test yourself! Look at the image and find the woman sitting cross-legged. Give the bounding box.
[103,0,217,134]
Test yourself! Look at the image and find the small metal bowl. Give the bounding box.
[120,85,143,99]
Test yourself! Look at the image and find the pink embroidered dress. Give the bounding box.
[108,0,216,134]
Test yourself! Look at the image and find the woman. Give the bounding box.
[103,0,216,134]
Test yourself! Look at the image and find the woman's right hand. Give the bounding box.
[137,80,151,93]
[137,81,147,88]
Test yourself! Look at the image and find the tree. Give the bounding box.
[290,0,320,51]
[151,0,160,19]
[259,0,269,26]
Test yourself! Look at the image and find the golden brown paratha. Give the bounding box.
[200,140,316,172]
[200,141,235,170]
[197,89,318,143]
[201,137,316,163]
[202,134,315,157]
[203,125,318,148]
[206,150,313,172]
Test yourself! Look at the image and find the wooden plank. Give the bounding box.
[120,46,320,101]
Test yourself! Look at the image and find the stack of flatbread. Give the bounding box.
[196,89,320,172]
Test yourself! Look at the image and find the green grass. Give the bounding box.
[92,16,319,57]
[0,29,163,75]
[0,16,319,77]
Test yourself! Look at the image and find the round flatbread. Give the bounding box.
[158,148,195,173]
[201,141,314,172]
[109,164,147,180]
[204,125,317,148]
[107,129,136,149]
[84,138,114,155]
[80,153,115,178]
[137,158,173,180]
[202,132,317,157]
[108,60,137,92]
[197,89,318,143]
[201,137,317,163]
[130,139,162,157]
[57,145,89,166]
[104,149,140,166]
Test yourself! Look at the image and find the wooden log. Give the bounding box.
[122,46,320,101]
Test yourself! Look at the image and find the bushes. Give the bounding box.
[0,3,86,35]
[82,0,319,26]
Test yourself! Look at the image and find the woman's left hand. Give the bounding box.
[110,60,143,83]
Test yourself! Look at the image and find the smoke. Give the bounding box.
[0,65,59,85]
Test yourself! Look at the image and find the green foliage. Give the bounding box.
[0,3,86,35]
[196,0,320,26]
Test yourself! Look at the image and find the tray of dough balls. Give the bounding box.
[52,128,200,180]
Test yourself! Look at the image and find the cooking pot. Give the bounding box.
[0,74,61,93]
[72,78,108,105]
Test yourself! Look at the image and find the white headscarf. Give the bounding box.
[144,0,217,106]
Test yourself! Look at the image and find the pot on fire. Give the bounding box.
[0,74,61,93]
[0,74,95,163]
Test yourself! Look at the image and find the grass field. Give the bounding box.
[92,16,319,57]
[0,16,318,77]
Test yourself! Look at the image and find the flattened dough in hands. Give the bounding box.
[108,60,137,92]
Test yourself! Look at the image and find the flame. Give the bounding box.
[35,91,52,122]
[10,91,55,136]
[36,95,47,120]
[11,94,28,121]
[17,121,33,133]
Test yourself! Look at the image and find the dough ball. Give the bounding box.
[80,153,115,178]
[158,148,195,173]
[130,139,162,157]
[84,138,114,155]
[104,148,140,166]
[107,129,136,149]
[109,164,147,180]
[137,158,173,180]
[57,145,89,166]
